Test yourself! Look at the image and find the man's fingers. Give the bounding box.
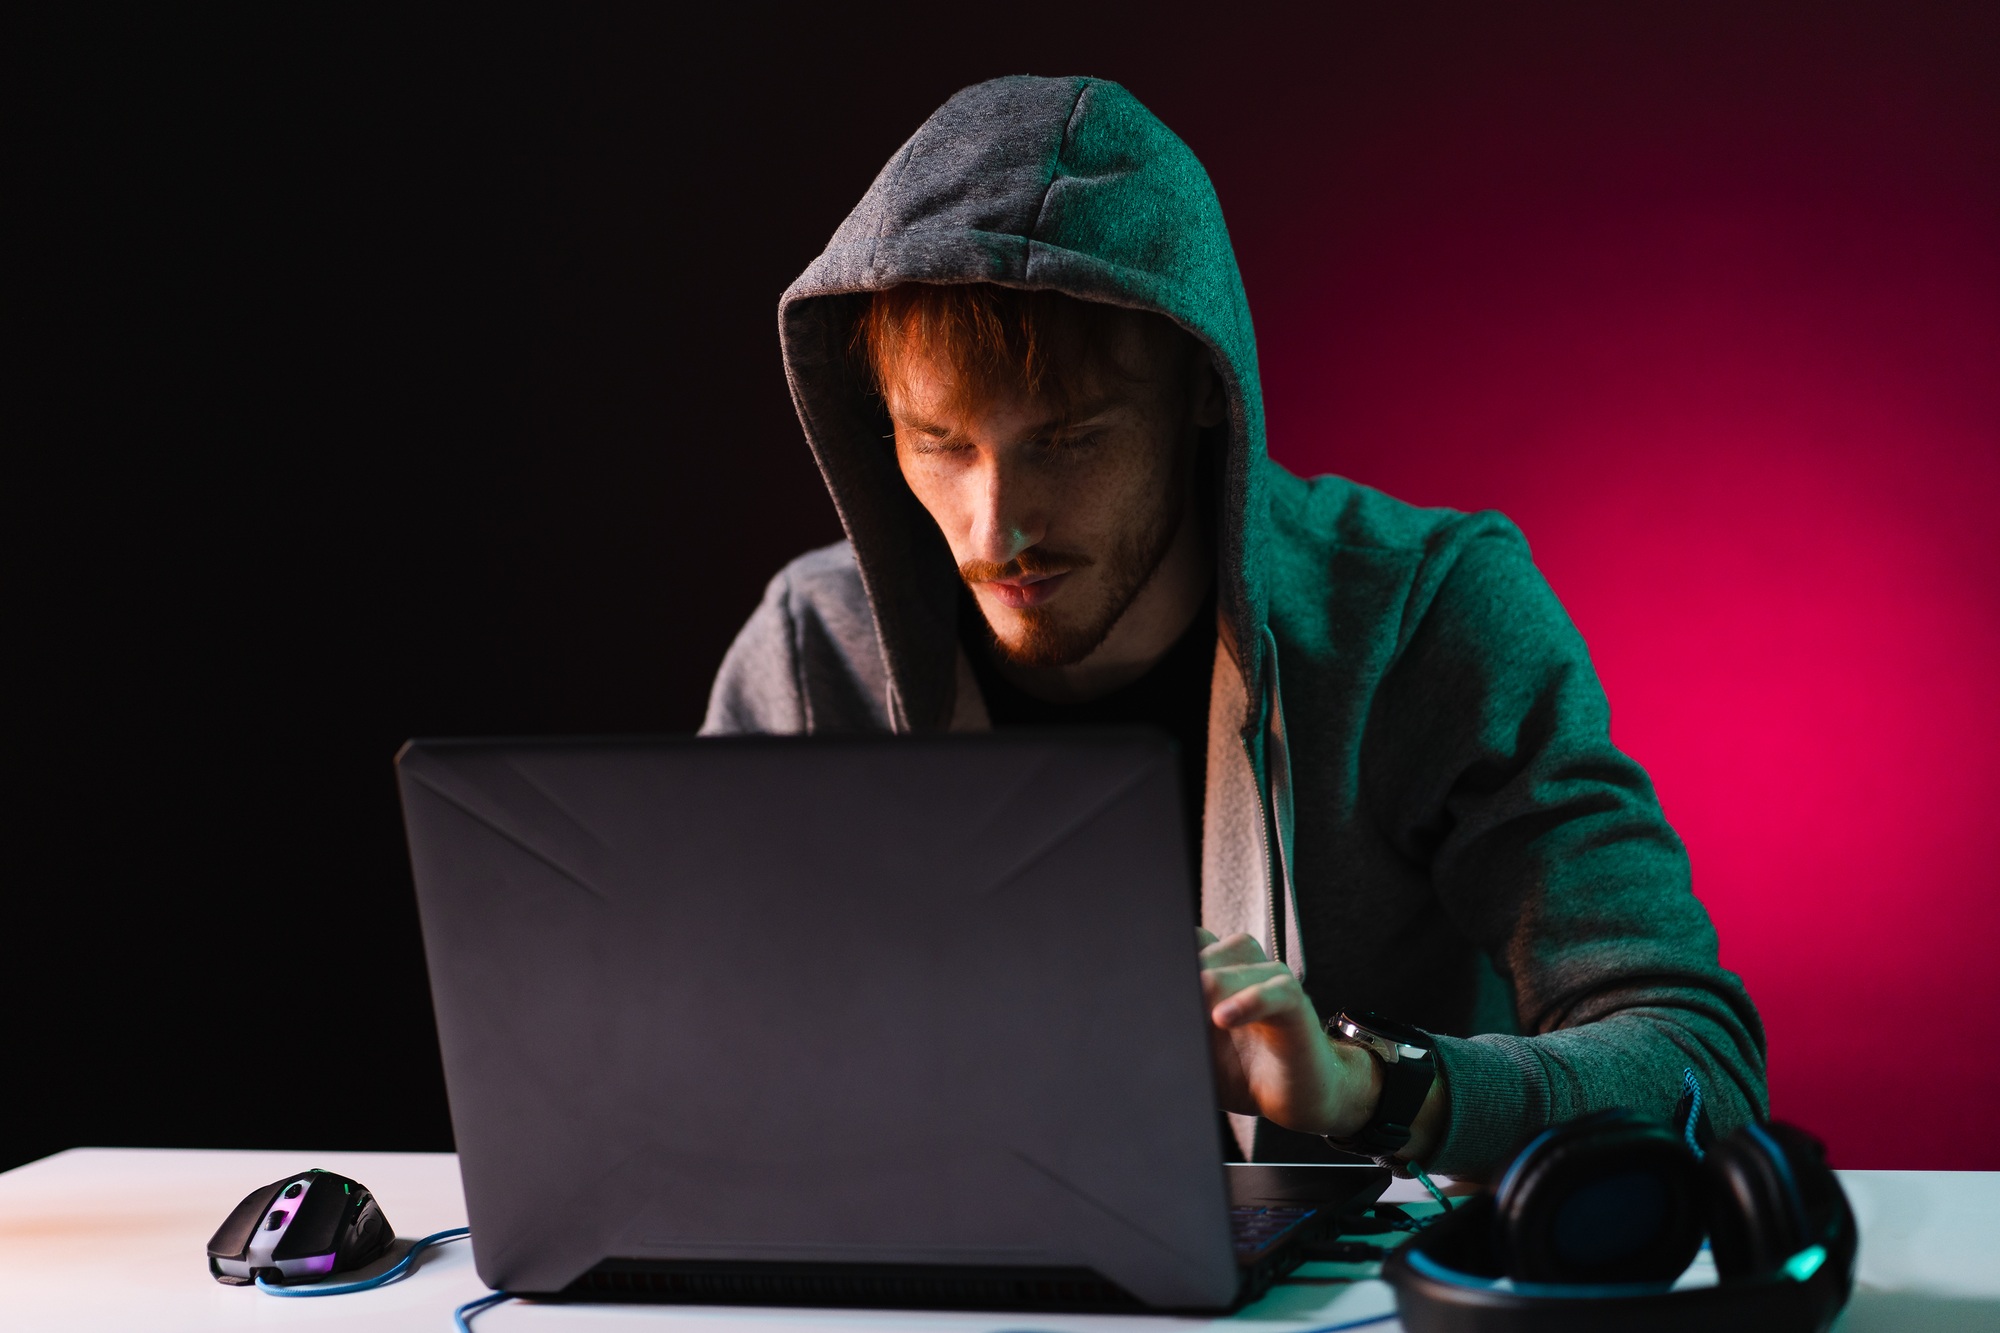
[1197,931,1270,969]
[1201,959,1295,1010]
[1200,959,1291,996]
[1210,971,1306,1026]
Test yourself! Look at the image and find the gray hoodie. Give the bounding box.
[703,75,1766,1177]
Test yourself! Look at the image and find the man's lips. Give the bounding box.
[979,569,1072,610]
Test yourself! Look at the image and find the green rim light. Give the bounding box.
[1782,1245,1828,1282]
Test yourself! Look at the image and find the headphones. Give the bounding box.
[1383,1111,1856,1332]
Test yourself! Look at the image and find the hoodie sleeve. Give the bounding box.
[1365,519,1768,1179]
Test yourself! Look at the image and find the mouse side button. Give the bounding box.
[270,1175,355,1262]
[207,1180,288,1263]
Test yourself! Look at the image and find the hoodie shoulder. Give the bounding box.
[776,540,874,608]
[1263,461,1533,661]
[701,541,894,735]
[1267,462,1519,554]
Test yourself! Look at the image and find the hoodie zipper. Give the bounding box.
[1243,731,1283,968]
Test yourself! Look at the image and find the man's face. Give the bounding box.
[885,319,1216,668]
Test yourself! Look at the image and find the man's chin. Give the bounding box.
[982,606,1116,670]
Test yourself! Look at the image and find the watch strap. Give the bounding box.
[1325,1015,1435,1157]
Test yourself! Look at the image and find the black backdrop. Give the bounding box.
[13,3,1989,1172]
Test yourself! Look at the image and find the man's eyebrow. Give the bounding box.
[889,412,960,438]
[889,398,1125,441]
[1031,400,1123,435]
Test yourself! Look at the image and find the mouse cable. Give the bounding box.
[453,1289,512,1330]
[254,1226,471,1297]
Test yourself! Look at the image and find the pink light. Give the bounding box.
[1236,41,2000,1168]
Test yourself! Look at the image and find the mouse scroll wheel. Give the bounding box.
[265,1210,288,1231]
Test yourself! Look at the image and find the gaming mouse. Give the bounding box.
[206,1169,395,1284]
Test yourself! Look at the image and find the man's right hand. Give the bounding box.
[1196,927,1383,1140]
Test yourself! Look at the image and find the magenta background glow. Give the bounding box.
[1208,10,2000,1168]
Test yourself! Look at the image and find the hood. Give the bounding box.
[778,75,1271,733]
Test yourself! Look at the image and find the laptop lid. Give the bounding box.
[397,733,1245,1308]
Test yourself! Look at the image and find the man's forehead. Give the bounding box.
[887,375,1124,435]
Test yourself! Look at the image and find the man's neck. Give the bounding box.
[988,488,1214,704]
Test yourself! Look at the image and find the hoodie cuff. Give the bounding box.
[1422,1033,1551,1180]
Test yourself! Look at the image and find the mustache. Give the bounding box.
[959,547,1096,584]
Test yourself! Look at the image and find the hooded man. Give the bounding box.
[702,75,1767,1181]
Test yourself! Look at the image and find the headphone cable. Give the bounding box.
[1405,1161,1454,1213]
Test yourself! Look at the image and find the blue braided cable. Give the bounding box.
[1681,1067,1706,1160]
[1404,1160,1454,1212]
[253,1226,470,1297]
[453,1290,512,1331]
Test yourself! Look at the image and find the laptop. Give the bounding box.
[396,732,1389,1311]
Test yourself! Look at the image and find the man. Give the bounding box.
[704,75,1766,1180]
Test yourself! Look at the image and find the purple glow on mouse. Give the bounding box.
[209,1170,395,1285]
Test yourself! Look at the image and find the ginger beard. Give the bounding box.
[960,478,1187,668]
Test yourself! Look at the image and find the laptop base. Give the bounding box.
[536,1163,1391,1312]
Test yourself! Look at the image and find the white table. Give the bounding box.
[2,1149,1994,1332]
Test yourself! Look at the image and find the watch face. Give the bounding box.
[1344,1011,1430,1051]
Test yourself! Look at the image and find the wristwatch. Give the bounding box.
[1323,1010,1436,1158]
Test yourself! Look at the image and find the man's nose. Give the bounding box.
[967,456,1043,565]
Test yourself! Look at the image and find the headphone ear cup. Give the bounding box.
[1493,1109,1706,1286]
[1704,1120,1847,1285]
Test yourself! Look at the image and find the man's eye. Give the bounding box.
[1042,432,1102,454]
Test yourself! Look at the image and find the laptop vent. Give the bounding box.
[569,1259,1140,1310]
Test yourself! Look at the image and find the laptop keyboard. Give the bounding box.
[1229,1205,1317,1255]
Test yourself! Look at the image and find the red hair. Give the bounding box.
[852,283,1181,421]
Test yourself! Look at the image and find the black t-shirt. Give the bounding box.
[960,587,1217,882]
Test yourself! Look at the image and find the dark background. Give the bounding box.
[14,3,1998,1173]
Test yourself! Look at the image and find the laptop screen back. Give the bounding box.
[398,733,1240,1308]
